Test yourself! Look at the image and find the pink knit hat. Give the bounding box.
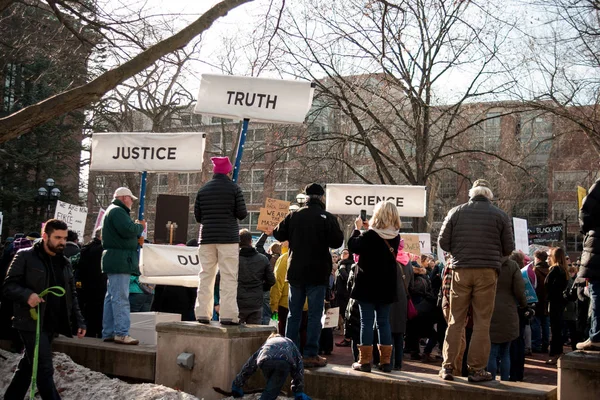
[211,157,232,174]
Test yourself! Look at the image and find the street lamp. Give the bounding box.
[37,178,61,220]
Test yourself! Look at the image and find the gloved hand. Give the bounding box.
[522,306,535,319]
[295,392,312,400]
[231,383,244,398]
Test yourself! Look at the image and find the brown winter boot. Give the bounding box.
[377,345,393,372]
[352,345,373,372]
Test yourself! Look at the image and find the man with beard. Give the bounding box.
[3,219,86,400]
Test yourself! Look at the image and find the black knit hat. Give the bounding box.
[304,183,325,196]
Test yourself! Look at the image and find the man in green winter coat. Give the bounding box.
[101,187,145,345]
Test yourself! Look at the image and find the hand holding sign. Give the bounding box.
[257,198,290,233]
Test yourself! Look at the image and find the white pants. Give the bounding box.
[195,243,239,323]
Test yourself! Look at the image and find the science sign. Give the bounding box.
[325,184,427,217]
[90,132,205,172]
[194,74,315,124]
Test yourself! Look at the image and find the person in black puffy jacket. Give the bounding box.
[194,157,247,325]
[576,179,600,351]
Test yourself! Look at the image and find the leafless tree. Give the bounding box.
[0,0,254,142]
[270,0,527,231]
[519,0,600,156]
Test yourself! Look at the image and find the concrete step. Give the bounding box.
[52,336,156,382]
[303,364,557,400]
[558,350,600,400]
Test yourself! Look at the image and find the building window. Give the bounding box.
[474,112,501,152]
[274,169,299,203]
[156,173,169,194]
[240,169,264,205]
[552,201,578,222]
[210,116,234,124]
[239,211,260,233]
[553,171,589,192]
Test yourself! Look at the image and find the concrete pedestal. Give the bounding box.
[155,321,275,400]
[558,351,600,400]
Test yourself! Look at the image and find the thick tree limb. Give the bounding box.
[0,0,253,142]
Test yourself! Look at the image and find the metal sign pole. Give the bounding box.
[232,118,250,183]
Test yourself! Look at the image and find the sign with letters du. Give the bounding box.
[325,184,427,217]
[140,244,201,287]
[194,74,315,124]
[54,201,87,239]
[90,132,205,172]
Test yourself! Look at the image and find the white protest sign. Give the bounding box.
[513,217,529,254]
[0,211,3,237]
[325,184,427,217]
[90,132,206,172]
[194,74,315,124]
[92,208,106,234]
[140,244,201,287]
[437,236,446,265]
[54,201,87,239]
[321,307,339,329]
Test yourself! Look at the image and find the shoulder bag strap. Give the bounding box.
[383,238,410,295]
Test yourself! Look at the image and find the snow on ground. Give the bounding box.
[0,349,291,399]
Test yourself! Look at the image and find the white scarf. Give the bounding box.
[370,226,399,240]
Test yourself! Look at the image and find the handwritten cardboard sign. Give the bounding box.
[257,198,290,232]
[54,200,88,239]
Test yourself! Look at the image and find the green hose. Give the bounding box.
[29,286,65,400]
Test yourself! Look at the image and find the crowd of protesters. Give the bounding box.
[1,161,599,399]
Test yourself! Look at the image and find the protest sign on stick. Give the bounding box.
[257,198,290,232]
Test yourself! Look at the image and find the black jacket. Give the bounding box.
[195,174,248,244]
[348,229,400,304]
[237,247,276,312]
[580,179,600,280]
[545,265,568,310]
[534,261,550,317]
[273,199,344,286]
[335,258,353,306]
[2,242,85,335]
[77,238,106,302]
[438,195,514,270]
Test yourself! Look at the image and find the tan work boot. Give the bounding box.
[352,345,373,372]
[377,345,393,372]
[114,335,139,345]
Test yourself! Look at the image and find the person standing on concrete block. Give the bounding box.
[348,201,401,373]
[101,187,145,345]
[438,179,514,382]
[273,183,344,368]
[237,229,275,324]
[576,179,600,351]
[231,333,311,400]
[194,156,247,326]
[3,219,86,399]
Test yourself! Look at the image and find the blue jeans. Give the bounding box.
[286,284,326,357]
[358,301,392,346]
[102,273,131,338]
[129,293,153,312]
[488,342,511,381]
[260,359,291,400]
[590,279,600,343]
[531,315,550,351]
